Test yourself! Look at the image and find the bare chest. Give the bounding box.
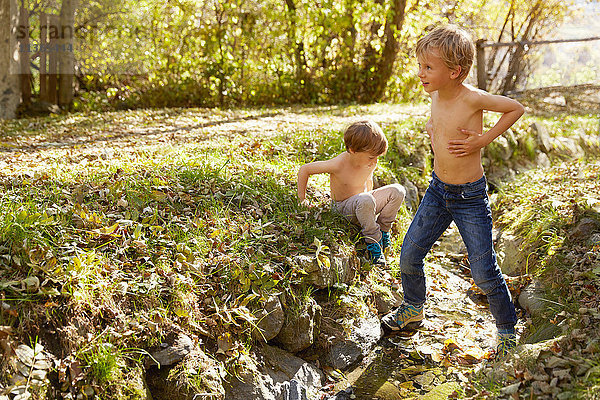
[431,100,481,139]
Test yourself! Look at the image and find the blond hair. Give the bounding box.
[416,24,474,82]
[343,120,388,155]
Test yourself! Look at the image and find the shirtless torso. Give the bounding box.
[297,150,380,204]
[329,152,377,201]
[428,86,485,184]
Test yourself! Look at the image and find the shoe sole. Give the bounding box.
[382,321,422,336]
[381,313,424,332]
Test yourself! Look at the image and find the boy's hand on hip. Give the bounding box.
[448,128,486,157]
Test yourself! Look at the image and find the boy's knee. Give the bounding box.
[355,193,376,209]
[399,238,426,275]
[390,184,406,201]
[470,256,506,294]
[473,274,507,296]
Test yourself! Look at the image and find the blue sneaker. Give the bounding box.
[381,302,424,331]
[495,332,517,359]
[380,231,391,251]
[366,241,386,266]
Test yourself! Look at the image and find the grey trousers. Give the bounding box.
[333,184,406,243]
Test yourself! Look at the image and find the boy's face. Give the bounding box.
[348,149,380,168]
[417,48,461,93]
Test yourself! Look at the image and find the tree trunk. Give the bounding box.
[39,12,48,102]
[18,6,31,106]
[361,0,407,102]
[58,0,76,108]
[48,14,59,105]
[283,0,310,100]
[0,0,20,119]
[501,0,541,94]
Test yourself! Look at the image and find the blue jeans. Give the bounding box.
[400,172,517,331]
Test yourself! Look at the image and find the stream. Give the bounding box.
[326,223,511,400]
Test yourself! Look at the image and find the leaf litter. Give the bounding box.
[0,108,598,399]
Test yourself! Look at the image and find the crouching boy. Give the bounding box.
[297,120,405,265]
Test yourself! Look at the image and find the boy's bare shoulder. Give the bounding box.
[461,84,492,107]
[462,83,485,99]
[309,152,346,173]
[329,152,349,170]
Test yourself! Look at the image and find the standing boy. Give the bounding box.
[381,25,524,358]
[297,120,405,266]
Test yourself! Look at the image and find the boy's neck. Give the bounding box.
[436,82,465,101]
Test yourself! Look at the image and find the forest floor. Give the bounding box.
[1,104,599,400]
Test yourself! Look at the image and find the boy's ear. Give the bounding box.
[450,65,462,79]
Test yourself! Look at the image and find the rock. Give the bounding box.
[223,346,323,400]
[327,313,382,370]
[282,379,307,400]
[224,353,277,400]
[486,135,514,161]
[434,222,466,255]
[482,156,491,168]
[276,297,321,353]
[421,382,461,400]
[577,130,600,154]
[16,101,61,117]
[588,233,600,247]
[535,151,551,168]
[147,347,225,400]
[531,122,552,153]
[542,95,566,107]
[487,167,516,189]
[328,387,354,400]
[408,144,430,171]
[570,217,600,242]
[551,137,585,159]
[262,345,322,400]
[518,280,547,318]
[372,286,402,315]
[295,244,358,289]
[148,333,194,367]
[496,232,525,276]
[403,178,419,212]
[253,295,285,342]
[121,364,153,399]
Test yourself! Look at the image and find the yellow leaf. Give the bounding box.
[151,190,168,202]
[101,223,119,234]
[431,351,445,363]
[462,346,485,361]
[217,332,234,355]
[317,254,330,268]
[443,338,461,352]
[400,365,428,375]
[174,308,189,318]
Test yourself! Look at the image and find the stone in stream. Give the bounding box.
[420,382,461,400]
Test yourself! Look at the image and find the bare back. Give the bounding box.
[330,152,377,201]
[429,85,484,184]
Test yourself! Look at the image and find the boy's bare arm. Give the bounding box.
[448,91,525,157]
[297,158,340,203]
[425,118,434,148]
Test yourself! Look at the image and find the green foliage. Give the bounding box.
[2,106,598,399]
[17,0,579,110]
[495,161,600,274]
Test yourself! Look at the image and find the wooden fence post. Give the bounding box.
[58,0,75,107]
[476,39,487,91]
